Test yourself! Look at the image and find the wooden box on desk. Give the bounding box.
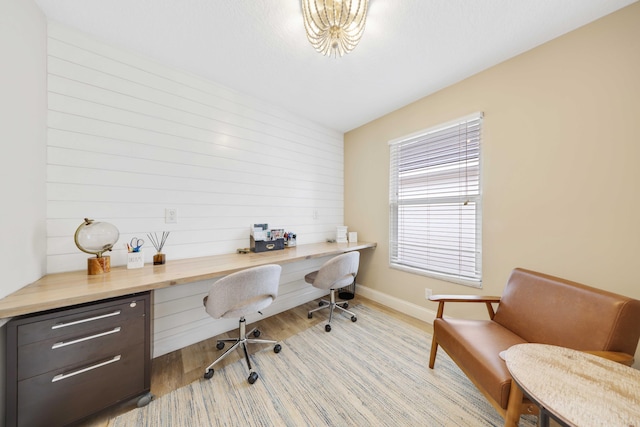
[250,236,285,252]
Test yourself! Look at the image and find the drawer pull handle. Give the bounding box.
[51,355,121,383]
[51,310,121,329]
[51,327,121,349]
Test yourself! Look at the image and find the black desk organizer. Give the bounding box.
[250,236,285,252]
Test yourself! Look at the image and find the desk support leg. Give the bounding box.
[538,409,550,427]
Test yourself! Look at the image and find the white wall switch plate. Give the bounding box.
[165,208,177,224]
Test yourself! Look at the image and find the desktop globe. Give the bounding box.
[74,218,119,275]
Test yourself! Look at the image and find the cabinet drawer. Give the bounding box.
[17,296,146,346]
[17,315,144,380]
[16,342,146,427]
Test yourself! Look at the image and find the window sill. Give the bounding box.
[389,263,482,289]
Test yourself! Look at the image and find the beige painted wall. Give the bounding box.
[345,3,640,322]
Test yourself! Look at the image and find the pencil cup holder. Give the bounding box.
[153,253,166,265]
[127,250,144,269]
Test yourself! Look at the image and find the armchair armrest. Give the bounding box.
[584,350,635,367]
[429,295,501,303]
[429,294,501,319]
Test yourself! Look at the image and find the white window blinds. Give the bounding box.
[389,113,483,286]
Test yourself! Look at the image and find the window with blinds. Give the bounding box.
[389,113,483,286]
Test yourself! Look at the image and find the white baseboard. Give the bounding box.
[356,285,437,325]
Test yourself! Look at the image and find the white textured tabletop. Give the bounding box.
[505,343,640,427]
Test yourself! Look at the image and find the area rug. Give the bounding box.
[110,305,536,426]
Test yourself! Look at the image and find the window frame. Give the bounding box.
[388,112,483,288]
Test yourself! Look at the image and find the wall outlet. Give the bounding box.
[165,208,177,224]
[425,288,432,299]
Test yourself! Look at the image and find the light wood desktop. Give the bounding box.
[0,241,376,319]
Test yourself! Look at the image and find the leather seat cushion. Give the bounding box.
[434,318,526,409]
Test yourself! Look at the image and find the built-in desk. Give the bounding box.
[2,241,376,426]
[0,241,376,319]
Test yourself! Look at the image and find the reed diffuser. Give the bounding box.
[147,231,170,265]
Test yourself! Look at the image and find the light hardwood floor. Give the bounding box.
[77,296,434,426]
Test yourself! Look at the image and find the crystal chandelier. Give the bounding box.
[301,0,369,57]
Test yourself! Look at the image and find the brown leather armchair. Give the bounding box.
[428,268,640,427]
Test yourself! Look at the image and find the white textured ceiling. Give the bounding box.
[34,0,636,132]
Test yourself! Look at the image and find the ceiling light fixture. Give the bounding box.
[302,0,369,57]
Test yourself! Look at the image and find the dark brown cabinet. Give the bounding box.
[5,292,151,427]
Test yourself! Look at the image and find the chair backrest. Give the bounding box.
[204,264,282,319]
[493,268,640,354]
[311,252,360,290]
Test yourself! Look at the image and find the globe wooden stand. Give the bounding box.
[88,256,111,275]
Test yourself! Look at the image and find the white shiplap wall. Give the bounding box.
[46,23,344,356]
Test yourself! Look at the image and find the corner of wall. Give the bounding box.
[0,0,47,299]
[0,0,47,420]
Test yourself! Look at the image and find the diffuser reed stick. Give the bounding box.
[147,231,170,265]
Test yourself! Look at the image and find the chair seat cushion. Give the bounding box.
[222,295,274,319]
[305,270,318,285]
[434,318,526,409]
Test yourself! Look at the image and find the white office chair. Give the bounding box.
[306,251,360,332]
[202,264,282,384]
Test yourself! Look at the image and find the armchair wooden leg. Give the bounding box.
[429,302,446,369]
[504,380,524,427]
[428,335,439,369]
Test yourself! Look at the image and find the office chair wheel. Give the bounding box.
[216,341,225,350]
[351,316,357,322]
[253,329,261,338]
[274,344,282,353]
[308,312,313,319]
[342,302,349,309]
[325,324,331,332]
[318,301,326,306]
[248,372,259,384]
[204,369,214,379]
